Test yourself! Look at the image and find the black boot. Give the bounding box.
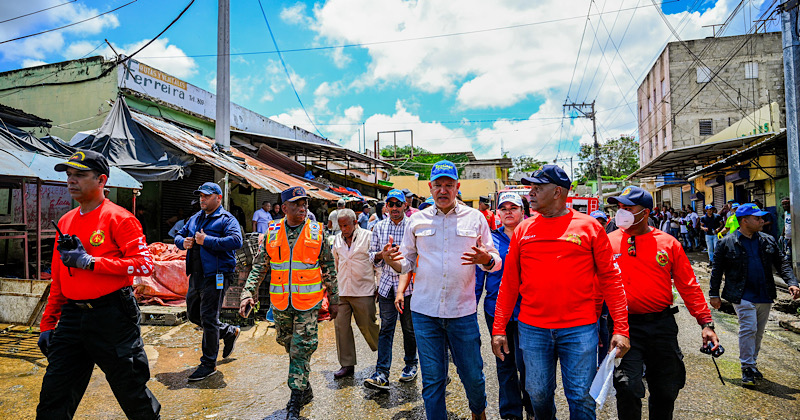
[301,385,313,405]
[286,389,303,420]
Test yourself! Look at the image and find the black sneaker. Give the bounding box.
[752,367,764,379]
[741,367,756,387]
[223,326,240,358]
[399,365,418,382]
[188,365,217,382]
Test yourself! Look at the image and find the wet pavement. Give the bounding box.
[2,251,800,419]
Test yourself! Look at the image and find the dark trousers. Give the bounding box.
[484,312,532,419]
[37,287,160,420]
[186,273,237,368]
[614,313,686,420]
[376,289,417,375]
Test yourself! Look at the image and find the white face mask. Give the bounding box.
[615,208,646,229]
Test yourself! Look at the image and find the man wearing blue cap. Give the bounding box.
[365,188,418,390]
[719,202,741,237]
[710,203,800,387]
[239,186,339,419]
[699,205,723,262]
[590,210,608,229]
[175,181,243,382]
[384,160,500,420]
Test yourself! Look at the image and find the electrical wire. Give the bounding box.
[565,2,593,104]
[0,0,138,45]
[118,0,194,66]
[256,0,324,139]
[0,0,77,25]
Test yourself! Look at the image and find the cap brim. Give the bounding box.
[753,210,768,216]
[194,189,220,196]
[520,176,549,185]
[54,161,92,172]
[607,196,637,206]
[430,173,458,181]
[285,195,308,202]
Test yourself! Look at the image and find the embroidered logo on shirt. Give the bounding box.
[565,233,582,245]
[656,250,669,266]
[89,230,105,246]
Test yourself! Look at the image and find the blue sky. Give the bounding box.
[0,0,778,163]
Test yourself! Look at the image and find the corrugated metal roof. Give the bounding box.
[0,150,37,178]
[0,149,142,189]
[131,111,339,200]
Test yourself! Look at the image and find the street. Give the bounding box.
[2,251,800,419]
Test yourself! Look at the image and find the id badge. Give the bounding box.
[216,273,224,290]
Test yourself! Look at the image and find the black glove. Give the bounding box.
[60,237,93,270]
[38,330,53,356]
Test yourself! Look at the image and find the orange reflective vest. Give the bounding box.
[266,218,324,311]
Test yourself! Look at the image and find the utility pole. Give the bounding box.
[781,0,800,272]
[564,101,603,209]
[215,0,230,153]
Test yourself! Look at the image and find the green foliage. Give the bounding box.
[512,156,547,175]
[381,145,470,180]
[575,136,639,183]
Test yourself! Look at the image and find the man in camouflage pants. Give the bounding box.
[240,186,339,420]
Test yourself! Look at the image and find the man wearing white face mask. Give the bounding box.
[607,186,719,420]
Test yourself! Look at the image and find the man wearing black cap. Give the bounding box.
[479,196,497,230]
[37,150,161,419]
[491,164,629,420]
[175,181,243,382]
[239,186,339,420]
[606,186,718,419]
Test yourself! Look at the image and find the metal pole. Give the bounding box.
[215,0,231,151]
[782,1,800,272]
[224,173,230,210]
[36,180,41,281]
[592,101,604,210]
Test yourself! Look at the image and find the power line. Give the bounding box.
[0,0,77,25]
[256,0,324,138]
[0,0,138,45]
[565,2,593,103]
[118,0,194,65]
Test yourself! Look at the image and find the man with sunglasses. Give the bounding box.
[491,165,629,420]
[606,186,718,419]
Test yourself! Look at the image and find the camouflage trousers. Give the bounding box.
[274,305,319,391]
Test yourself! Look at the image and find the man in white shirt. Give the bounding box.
[328,199,346,233]
[384,160,501,420]
[331,209,379,379]
[252,201,273,234]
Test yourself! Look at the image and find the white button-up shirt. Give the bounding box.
[397,202,501,318]
[333,226,376,297]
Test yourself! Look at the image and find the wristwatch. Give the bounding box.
[702,321,715,330]
[484,256,495,269]
[89,257,96,271]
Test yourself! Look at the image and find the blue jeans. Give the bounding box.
[412,311,486,419]
[705,234,718,262]
[485,313,532,419]
[376,291,417,375]
[518,322,598,420]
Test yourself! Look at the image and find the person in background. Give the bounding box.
[689,207,702,251]
[403,188,419,216]
[331,209,379,379]
[479,196,497,230]
[168,208,188,239]
[358,203,371,229]
[678,211,692,251]
[754,199,776,240]
[669,211,681,239]
[590,210,608,229]
[328,199,346,233]
[781,196,792,255]
[252,201,273,234]
[270,201,283,220]
[37,150,161,419]
[476,192,533,420]
[700,205,724,263]
[368,202,386,231]
[719,203,741,237]
[710,203,800,387]
[175,182,243,382]
[418,196,435,211]
[607,187,718,420]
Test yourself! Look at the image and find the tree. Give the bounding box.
[381,145,470,180]
[512,156,548,175]
[575,135,639,183]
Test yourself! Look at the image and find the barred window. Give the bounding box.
[699,119,713,136]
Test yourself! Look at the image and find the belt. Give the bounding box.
[628,306,679,323]
[69,286,132,310]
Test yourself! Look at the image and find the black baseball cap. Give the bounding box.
[54,149,110,177]
[521,165,571,189]
[607,186,654,210]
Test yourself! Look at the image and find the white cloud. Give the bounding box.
[21,59,48,68]
[280,3,312,26]
[116,38,198,79]
[259,60,307,102]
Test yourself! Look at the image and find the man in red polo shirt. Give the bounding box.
[607,186,719,420]
[492,165,629,420]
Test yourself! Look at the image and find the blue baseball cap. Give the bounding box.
[281,186,308,203]
[194,182,222,196]
[590,210,607,220]
[418,196,435,210]
[704,204,714,210]
[430,160,459,181]
[607,186,654,210]
[735,203,767,217]
[731,202,741,208]
[386,189,405,203]
[521,165,571,189]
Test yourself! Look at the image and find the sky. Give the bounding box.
[0,0,779,164]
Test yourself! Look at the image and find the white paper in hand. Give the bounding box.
[590,347,619,410]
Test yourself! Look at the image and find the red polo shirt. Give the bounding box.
[493,209,629,336]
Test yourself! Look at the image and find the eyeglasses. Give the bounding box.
[627,235,636,257]
[386,201,404,208]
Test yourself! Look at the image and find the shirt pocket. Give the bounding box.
[456,228,479,249]
[414,228,436,253]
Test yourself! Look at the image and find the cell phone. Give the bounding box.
[243,302,253,318]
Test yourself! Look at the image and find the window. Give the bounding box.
[653,88,657,103]
[662,128,667,148]
[648,95,653,113]
[745,62,758,79]
[661,79,666,100]
[649,137,653,158]
[699,119,713,136]
[472,172,480,179]
[696,66,711,83]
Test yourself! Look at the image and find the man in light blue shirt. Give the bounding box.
[252,201,273,234]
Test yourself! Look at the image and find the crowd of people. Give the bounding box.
[36,149,800,420]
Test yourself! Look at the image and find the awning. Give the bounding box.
[0,149,37,178]
[687,131,785,180]
[131,111,340,200]
[0,149,142,189]
[627,132,774,180]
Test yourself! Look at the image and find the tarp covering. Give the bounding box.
[133,243,188,306]
[0,125,75,156]
[72,97,194,182]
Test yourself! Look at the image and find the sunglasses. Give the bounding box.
[386,201,404,208]
[627,235,636,257]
